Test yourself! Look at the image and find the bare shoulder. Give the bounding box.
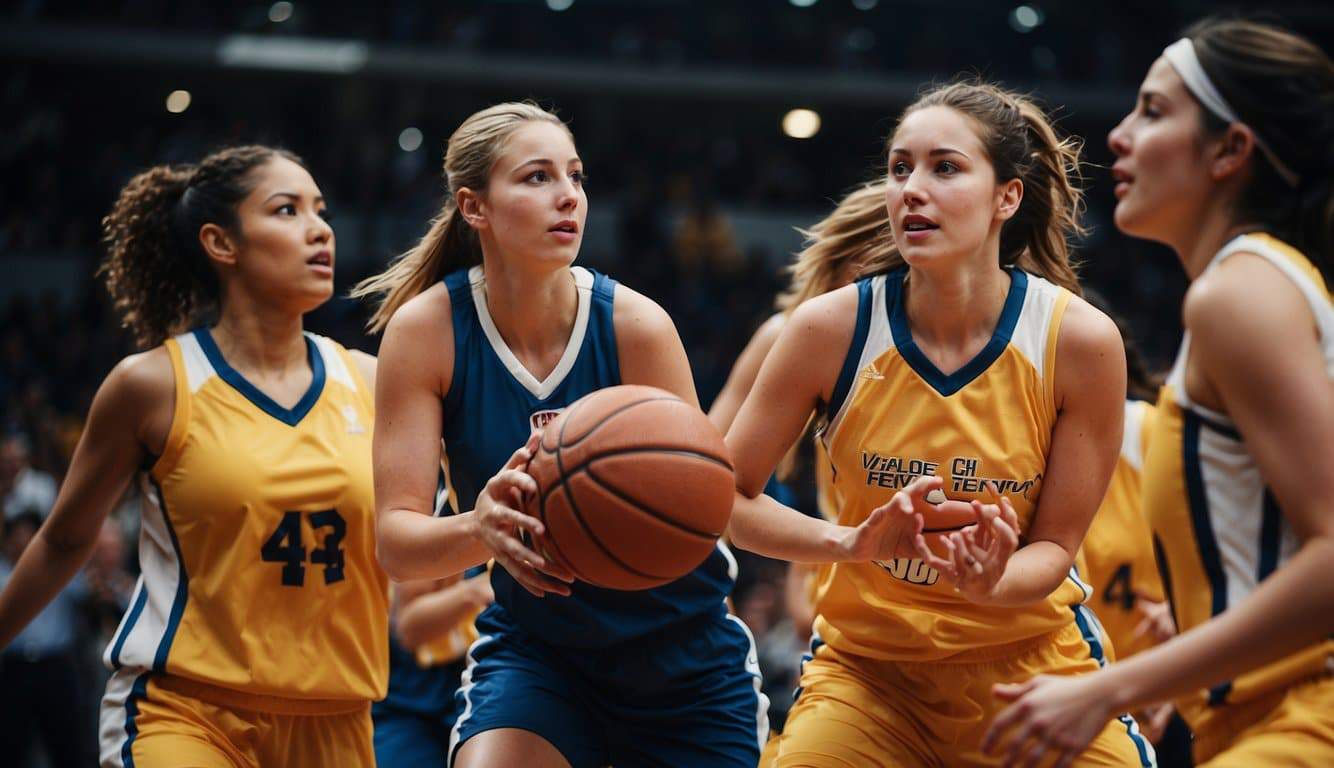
[384,281,455,340]
[379,281,456,394]
[1054,294,1124,407]
[787,282,860,340]
[1184,251,1313,343]
[105,346,174,404]
[611,281,678,343]
[1056,293,1122,358]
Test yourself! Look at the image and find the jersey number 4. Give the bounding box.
[261,510,347,587]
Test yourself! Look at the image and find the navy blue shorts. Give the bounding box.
[373,705,453,767]
[449,604,768,768]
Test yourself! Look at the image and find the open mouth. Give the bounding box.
[903,214,939,233]
[307,251,333,267]
[549,220,579,235]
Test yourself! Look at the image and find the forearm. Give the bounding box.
[728,491,847,562]
[977,540,1073,607]
[0,529,97,648]
[1095,536,1334,713]
[396,579,489,650]
[376,508,490,582]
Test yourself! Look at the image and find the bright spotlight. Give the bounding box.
[546,0,574,10]
[398,127,423,153]
[165,90,191,114]
[269,2,294,23]
[852,0,879,9]
[1009,5,1043,33]
[790,0,819,6]
[782,109,821,139]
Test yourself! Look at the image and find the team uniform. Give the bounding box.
[98,329,389,767]
[1081,399,1165,663]
[773,268,1154,767]
[440,265,768,767]
[1143,233,1334,767]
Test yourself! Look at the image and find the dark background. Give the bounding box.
[1,2,1330,763]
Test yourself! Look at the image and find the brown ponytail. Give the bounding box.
[354,102,572,332]
[862,79,1087,296]
[99,145,301,348]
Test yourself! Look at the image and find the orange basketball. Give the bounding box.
[524,385,734,590]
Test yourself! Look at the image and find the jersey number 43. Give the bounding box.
[261,510,347,587]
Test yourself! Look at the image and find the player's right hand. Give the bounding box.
[837,475,953,564]
[474,438,575,598]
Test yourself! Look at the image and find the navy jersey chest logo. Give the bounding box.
[530,408,565,433]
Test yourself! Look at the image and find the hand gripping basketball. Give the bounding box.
[473,436,575,598]
[523,385,734,590]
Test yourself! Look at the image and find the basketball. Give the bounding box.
[524,385,734,590]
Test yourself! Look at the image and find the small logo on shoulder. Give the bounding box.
[859,364,884,380]
[343,405,366,435]
[530,408,563,434]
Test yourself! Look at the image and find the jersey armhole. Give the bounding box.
[1042,289,1072,415]
[825,279,873,423]
[150,338,192,479]
[441,274,471,418]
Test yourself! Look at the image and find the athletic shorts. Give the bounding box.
[99,669,373,768]
[449,603,768,768]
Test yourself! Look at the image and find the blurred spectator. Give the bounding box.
[673,196,741,279]
[0,511,98,767]
[2,433,56,521]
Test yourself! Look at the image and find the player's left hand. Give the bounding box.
[937,483,1019,603]
[983,672,1114,768]
[1133,594,1176,644]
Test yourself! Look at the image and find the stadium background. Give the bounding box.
[1,1,1330,765]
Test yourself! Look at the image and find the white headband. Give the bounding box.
[1162,38,1300,187]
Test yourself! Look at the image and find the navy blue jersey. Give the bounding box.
[441,265,735,648]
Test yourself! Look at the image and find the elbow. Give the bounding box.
[374,522,414,583]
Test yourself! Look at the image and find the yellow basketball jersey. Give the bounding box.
[103,329,389,708]
[1143,233,1333,731]
[815,268,1091,662]
[1081,399,1164,662]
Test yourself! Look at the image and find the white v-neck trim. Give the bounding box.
[469,265,594,400]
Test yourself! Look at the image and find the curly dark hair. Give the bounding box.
[99,145,303,348]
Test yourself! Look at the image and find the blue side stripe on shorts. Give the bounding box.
[1071,605,1156,767]
[121,672,151,768]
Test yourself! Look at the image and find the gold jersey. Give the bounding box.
[815,268,1093,662]
[1081,399,1164,662]
[102,329,389,708]
[1143,233,1334,731]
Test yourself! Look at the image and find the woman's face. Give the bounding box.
[1107,57,1215,245]
[473,120,587,271]
[228,156,335,313]
[885,106,1017,271]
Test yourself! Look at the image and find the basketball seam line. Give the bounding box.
[545,395,683,453]
[583,464,721,539]
[537,445,734,488]
[557,475,676,584]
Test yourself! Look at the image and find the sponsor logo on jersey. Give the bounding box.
[529,408,564,433]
